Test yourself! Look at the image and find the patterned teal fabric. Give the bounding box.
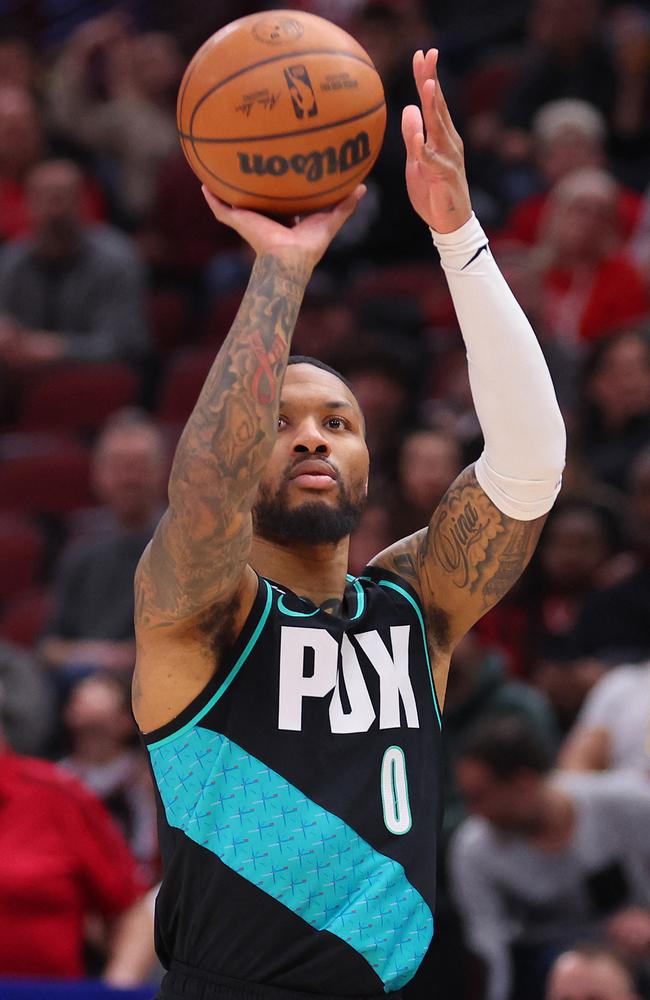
[149,726,433,991]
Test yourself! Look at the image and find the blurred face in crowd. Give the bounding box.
[93,423,167,528]
[538,130,603,186]
[27,160,84,247]
[0,85,42,178]
[0,39,37,91]
[588,332,650,426]
[348,368,408,447]
[540,507,610,590]
[348,502,394,575]
[456,757,546,834]
[398,430,462,515]
[65,675,133,753]
[546,951,638,1000]
[548,189,619,261]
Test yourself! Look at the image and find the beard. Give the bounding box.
[253,475,366,545]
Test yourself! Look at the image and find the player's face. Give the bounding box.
[253,364,369,545]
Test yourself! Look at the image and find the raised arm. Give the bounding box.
[133,188,364,729]
[371,51,565,700]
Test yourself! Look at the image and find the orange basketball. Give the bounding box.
[177,10,386,215]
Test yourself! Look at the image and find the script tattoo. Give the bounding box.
[376,465,546,650]
[136,253,310,629]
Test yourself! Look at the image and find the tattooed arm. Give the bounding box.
[133,187,364,730]
[370,464,545,656]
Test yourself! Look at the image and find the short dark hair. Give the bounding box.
[459,717,553,778]
[287,355,354,394]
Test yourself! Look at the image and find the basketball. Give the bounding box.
[177,10,386,215]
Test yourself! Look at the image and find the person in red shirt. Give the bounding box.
[506,98,642,246]
[535,167,648,342]
[0,742,148,979]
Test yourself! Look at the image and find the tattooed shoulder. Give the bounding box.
[373,465,546,647]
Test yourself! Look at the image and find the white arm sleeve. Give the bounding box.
[432,214,566,520]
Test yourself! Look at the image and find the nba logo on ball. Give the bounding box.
[177,10,386,215]
[284,65,318,120]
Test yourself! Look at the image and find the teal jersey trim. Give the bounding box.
[277,593,320,618]
[361,577,442,730]
[147,579,274,751]
[346,575,365,621]
[149,725,433,992]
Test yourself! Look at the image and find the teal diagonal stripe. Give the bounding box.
[149,726,433,991]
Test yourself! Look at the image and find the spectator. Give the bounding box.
[559,659,650,774]
[392,427,463,538]
[0,638,55,755]
[442,630,558,842]
[39,410,167,682]
[506,99,642,245]
[476,500,622,679]
[348,500,395,575]
[0,84,104,243]
[570,444,650,664]
[60,672,158,877]
[578,330,650,491]
[450,718,650,1000]
[536,169,648,344]
[0,158,149,369]
[0,736,147,977]
[48,13,182,225]
[546,945,640,1000]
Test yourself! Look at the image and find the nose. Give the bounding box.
[291,418,330,456]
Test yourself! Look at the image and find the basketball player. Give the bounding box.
[133,50,566,1000]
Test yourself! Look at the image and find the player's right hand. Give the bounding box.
[201,184,365,272]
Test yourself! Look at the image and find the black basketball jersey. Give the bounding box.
[142,566,443,997]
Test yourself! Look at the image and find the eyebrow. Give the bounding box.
[279,399,354,411]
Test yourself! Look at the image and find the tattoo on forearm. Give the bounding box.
[138,253,311,625]
[379,465,545,649]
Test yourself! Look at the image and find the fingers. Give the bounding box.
[321,183,367,233]
[401,105,425,160]
[412,48,458,148]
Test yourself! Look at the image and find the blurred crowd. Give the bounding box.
[0,0,649,998]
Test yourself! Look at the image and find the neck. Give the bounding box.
[250,535,350,612]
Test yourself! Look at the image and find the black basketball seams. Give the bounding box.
[178,100,385,146]
[183,49,378,138]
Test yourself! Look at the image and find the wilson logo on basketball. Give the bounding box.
[237,131,371,182]
[283,64,318,119]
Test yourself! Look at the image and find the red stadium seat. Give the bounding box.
[0,434,93,515]
[157,349,214,424]
[18,363,139,434]
[0,514,44,601]
[0,587,53,648]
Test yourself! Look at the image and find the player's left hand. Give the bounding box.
[402,48,472,234]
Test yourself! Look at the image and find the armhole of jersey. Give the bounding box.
[360,566,442,730]
[143,577,275,750]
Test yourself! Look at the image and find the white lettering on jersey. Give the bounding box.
[329,635,375,733]
[355,626,419,729]
[278,625,419,733]
[278,627,338,731]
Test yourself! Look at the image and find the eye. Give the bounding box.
[325,416,347,430]
[278,416,288,430]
